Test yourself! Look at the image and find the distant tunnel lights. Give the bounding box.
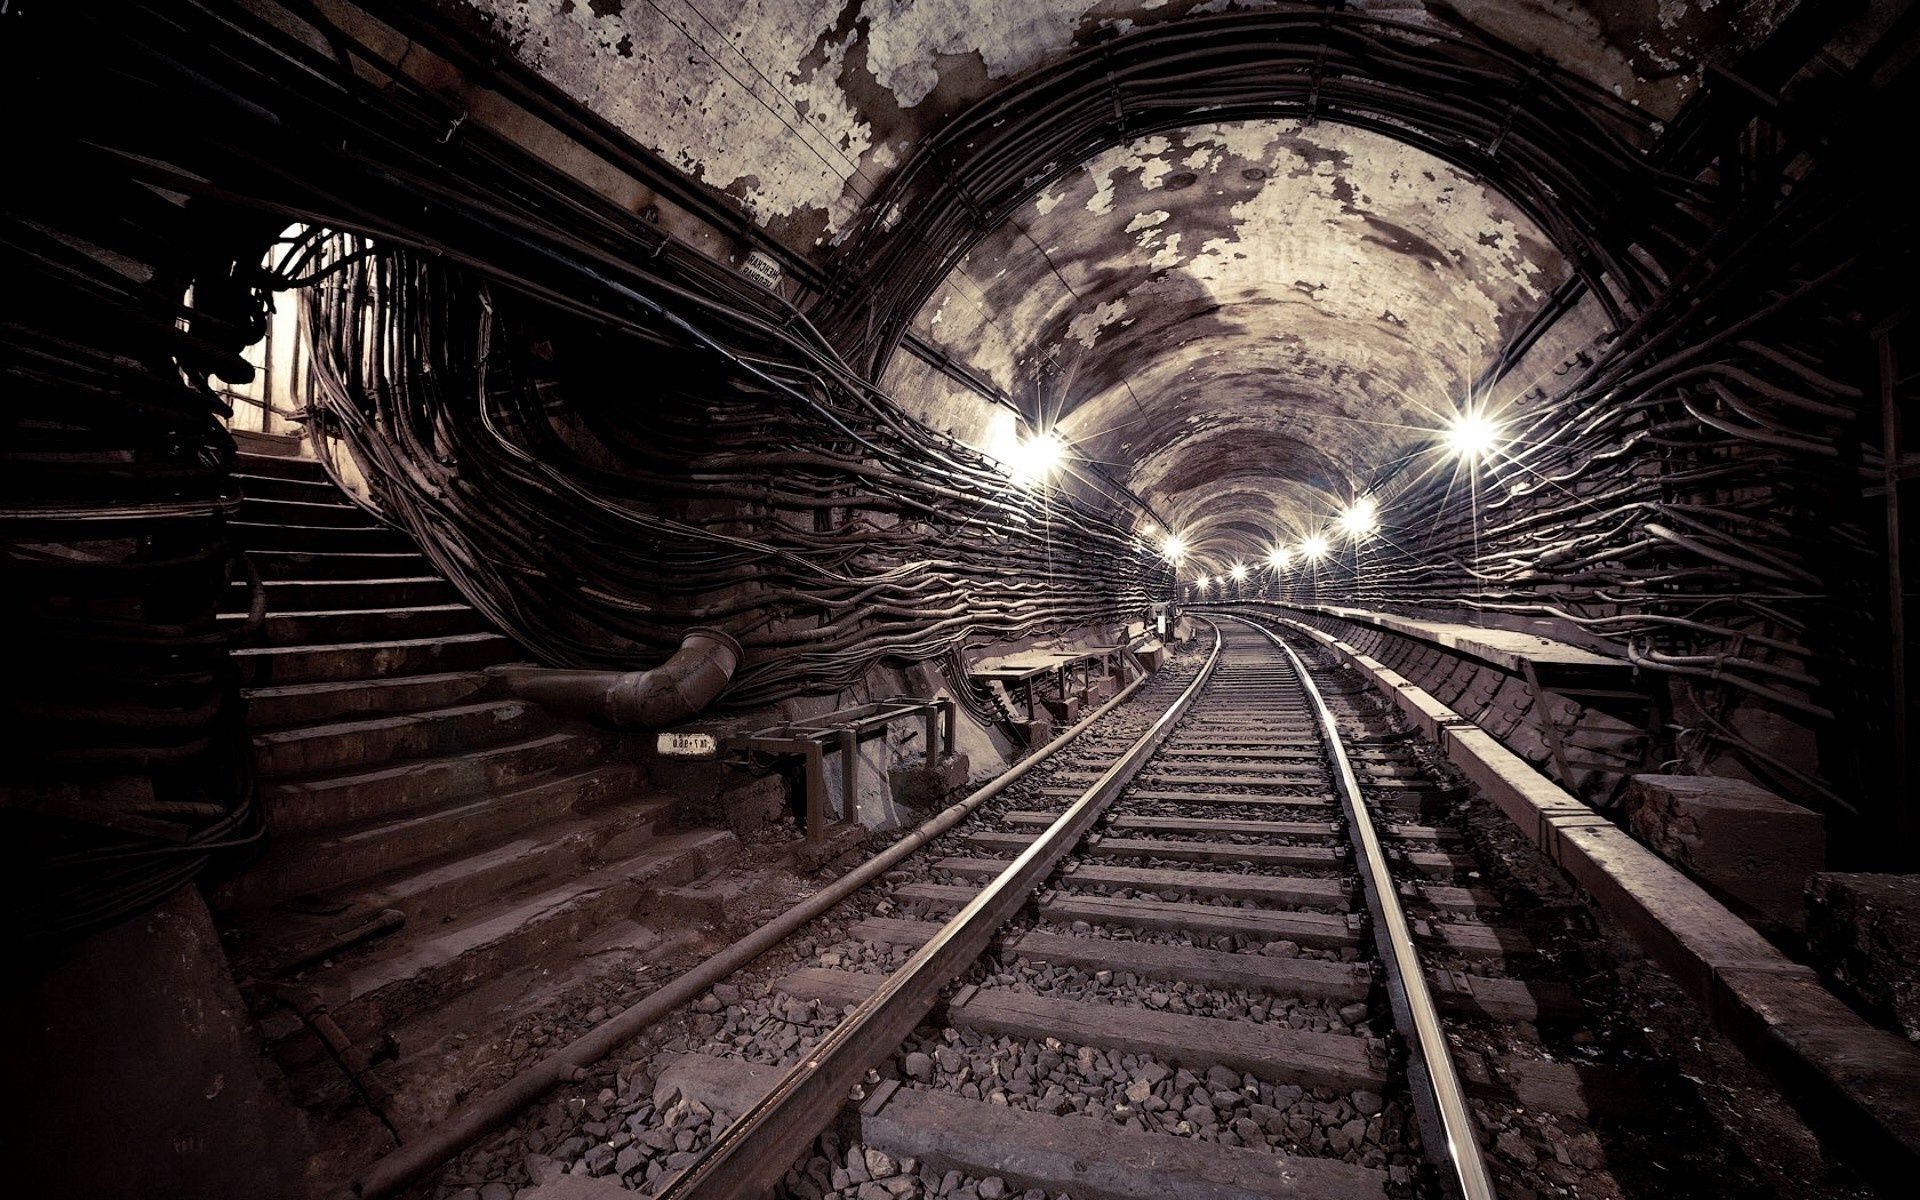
[1230,562,1248,582]
[1443,410,1502,462]
[1299,534,1330,561]
[1337,496,1378,540]
[1006,430,1066,487]
[1161,533,1187,564]
[1267,547,1292,571]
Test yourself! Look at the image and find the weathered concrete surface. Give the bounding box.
[1807,873,1920,1043]
[1624,773,1825,934]
[888,751,970,808]
[3,887,313,1200]
[459,1,1794,248]
[888,119,1572,560]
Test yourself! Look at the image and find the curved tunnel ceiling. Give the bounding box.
[451,1,1797,570]
[886,119,1569,565]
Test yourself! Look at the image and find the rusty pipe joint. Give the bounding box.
[487,627,741,727]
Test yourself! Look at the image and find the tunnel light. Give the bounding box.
[1443,410,1502,462]
[1230,562,1248,582]
[1161,533,1187,564]
[1006,430,1066,487]
[1267,547,1292,571]
[1337,496,1379,541]
[1299,534,1330,561]
[1195,573,1210,590]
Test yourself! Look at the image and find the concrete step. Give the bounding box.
[232,630,516,686]
[237,495,372,528]
[246,549,431,581]
[263,730,603,834]
[216,765,660,913]
[231,519,414,554]
[235,449,327,479]
[232,471,342,504]
[223,576,460,613]
[251,699,546,777]
[266,830,739,1055]
[220,602,488,647]
[243,670,498,729]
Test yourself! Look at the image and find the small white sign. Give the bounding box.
[740,249,782,290]
[657,731,718,757]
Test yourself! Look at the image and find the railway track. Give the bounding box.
[421,617,1666,1200]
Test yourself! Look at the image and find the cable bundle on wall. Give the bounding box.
[290,231,1162,708]
[1276,104,1914,844]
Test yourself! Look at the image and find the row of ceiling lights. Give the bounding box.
[998,407,1505,583]
[1172,411,1502,589]
[998,408,1504,583]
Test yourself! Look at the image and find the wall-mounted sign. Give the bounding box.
[740,249,782,290]
[657,731,719,757]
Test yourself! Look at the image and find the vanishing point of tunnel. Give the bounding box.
[6,3,1920,1199]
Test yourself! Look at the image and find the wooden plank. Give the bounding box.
[845,920,1374,1001]
[1041,893,1359,948]
[1040,787,1334,810]
[935,857,1350,909]
[964,830,1343,868]
[861,1079,1389,1200]
[769,970,1382,1090]
[890,884,1358,947]
[1099,814,1338,838]
[952,989,1385,1090]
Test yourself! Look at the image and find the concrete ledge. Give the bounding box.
[1273,602,1627,681]
[1250,610,1920,1180]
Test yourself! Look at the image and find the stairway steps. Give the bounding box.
[231,471,343,504]
[215,765,656,912]
[265,830,740,1056]
[237,495,373,528]
[223,577,460,613]
[243,670,498,728]
[235,449,326,479]
[263,731,601,834]
[251,699,545,778]
[246,549,431,581]
[220,602,488,647]
[232,519,414,553]
[232,630,515,685]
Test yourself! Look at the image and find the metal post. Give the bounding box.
[801,742,827,845]
[1879,325,1911,860]
[836,727,859,826]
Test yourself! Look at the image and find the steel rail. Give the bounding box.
[655,621,1227,1200]
[1243,616,1497,1200]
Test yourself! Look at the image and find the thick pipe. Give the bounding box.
[342,654,1159,1199]
[487,628,742,726]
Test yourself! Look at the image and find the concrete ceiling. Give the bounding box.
[887,119,1570,562]
[463,1,1794,249]
[457,1,1794,567]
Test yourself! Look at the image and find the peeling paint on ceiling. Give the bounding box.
[885,119,1568,560]
[459,1,1794,247]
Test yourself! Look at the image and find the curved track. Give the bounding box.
[647,617,1518,1200]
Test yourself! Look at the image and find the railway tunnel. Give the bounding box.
[5,1,1920,1197]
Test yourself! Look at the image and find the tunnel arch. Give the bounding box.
[811,8,1711,381]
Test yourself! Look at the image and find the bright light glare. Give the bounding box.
[1299,534,1330,561]
[1443,410,1502,461]
[1336,496,1379,541]
[1161,533,1187,564]
[1195,574,1210,590]
[1266,547,1292,571]
[1230,562,1248,582]
[1006,431,1066,487]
